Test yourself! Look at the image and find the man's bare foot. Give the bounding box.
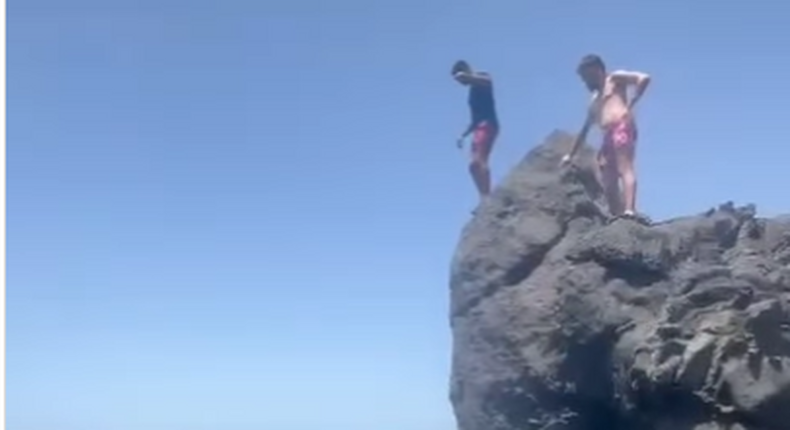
[471,196,490,215]
[606,211,651,226]
[620,210,651,225]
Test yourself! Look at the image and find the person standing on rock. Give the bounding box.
[452,60,500,206]
[561,54,651,223]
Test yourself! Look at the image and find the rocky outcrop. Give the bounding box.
[449,131,790,430]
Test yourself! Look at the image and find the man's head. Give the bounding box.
[577,54,606,92]
[452,60,472,85]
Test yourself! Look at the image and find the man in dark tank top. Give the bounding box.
[452,60,500,207]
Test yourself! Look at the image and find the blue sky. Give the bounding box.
[8,0,790,429]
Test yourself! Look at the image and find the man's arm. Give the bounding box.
[454,71,492,86]
[611,70,651,109]
[456,122,477,148]
[565,109,595,161]
[460,122,476,138]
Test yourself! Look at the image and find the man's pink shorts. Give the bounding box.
[472,121,499,156]
[599,117,638,173]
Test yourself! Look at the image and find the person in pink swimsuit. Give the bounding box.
[561,54,651,221]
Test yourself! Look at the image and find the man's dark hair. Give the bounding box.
[452,60,471,75]
[577,54,606,72]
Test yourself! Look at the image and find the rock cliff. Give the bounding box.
[449,130,790,430]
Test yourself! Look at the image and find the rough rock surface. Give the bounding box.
[449,131,790,430]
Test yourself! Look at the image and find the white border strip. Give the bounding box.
[1,0,7,428]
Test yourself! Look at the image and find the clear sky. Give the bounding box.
[8,0,790,429]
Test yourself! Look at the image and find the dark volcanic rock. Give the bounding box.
[449,131,790,430]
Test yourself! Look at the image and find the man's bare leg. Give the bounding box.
[598,154,623,216]
[470,126,496,204]
[470,153,491,201]
[615,146,637,215]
